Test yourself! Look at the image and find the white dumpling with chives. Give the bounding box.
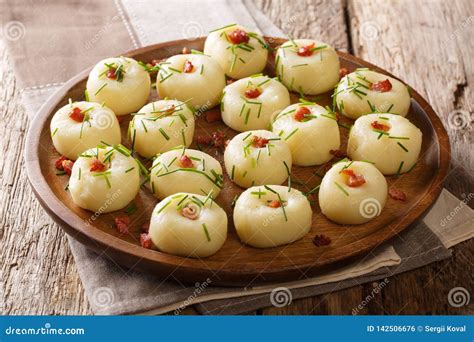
[86,57,151,116]
[347,113,422,175]
[318,160,388,225]
[275,39,340,95]
[224,130,292,188]
[220,74,290,132]
[156,53,226,110]
[50,101,121,160]
[149,192,228,258]
[333,69,411,119]
[149,148,224,200]
[233,185,312,248]
[130,100,195,159]
[204,24,268,79]
[68,145,140,213]
[271,102,340,166]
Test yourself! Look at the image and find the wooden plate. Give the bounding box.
[25,37,450,286]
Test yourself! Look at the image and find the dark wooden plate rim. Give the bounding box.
[24,37,450,285]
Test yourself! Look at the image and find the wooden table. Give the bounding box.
[1,0,472,315]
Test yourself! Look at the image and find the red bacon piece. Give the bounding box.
[370,79,392,92]
[341,169,366,187]
[228,29,249,44]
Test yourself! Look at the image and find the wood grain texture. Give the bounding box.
[1,0,472,315]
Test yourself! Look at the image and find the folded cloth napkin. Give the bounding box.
[2,0,473,315]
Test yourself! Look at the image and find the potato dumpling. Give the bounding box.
[234,185,312,248]
[50,101,121,160]
[318,160,387,225]
[149,148,223,200]
[221,75,290,132]
[224,130,292,188]
[156,54,226,110]
[347,113,422,175]
[275,39,340,95]
[149,192,227,258]
[130,100,195,159]
[204,24,268,79]
[86,57,151,116]
[334,69,411,119]
[69,145,140,213]
[271,102,340,166]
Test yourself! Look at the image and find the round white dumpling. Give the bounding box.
[130,100,195,159]
[149,192,227,258]
[50,101,121,160]
[347,113,422,175]
[276,39,339,95]
[224,130,292,188]
[334,69,411,119]
[150,148,223,200]
[234,185,312,248]
[319,160,387,225]
[204,24,268,79]
[156,54,225,109]
[271,103,340,166]
[86,56,151,115]
[221,75,290,131]
[69,145,140,213]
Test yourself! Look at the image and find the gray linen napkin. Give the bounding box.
[2,0,473,315]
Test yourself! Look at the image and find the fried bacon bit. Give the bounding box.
[228,29,249,44]
[140,233,153,249]
[205,111,222,123]
[106,68,117,80]
[181,203,200,220]
[160,104,175,116]
[183,60,194,73]
[114,215,130,234]
[245,87,261,99]
[341,169,366,187]
[389,187,407,201]
[90,158,107,172]
[294,106,311,121]
[55,155,68,170]
[251,136,270,148]
[268,200,282,208]
[329,149,347,158]
[297,42,315,57]
[370,79,392,92]
[212,131,226,148]
[182,47,190,54]
[62,160,74,176]
[339,67,349,78]
[196,131,227,148]
[371,120,390,132]
[69,107,85,122]
[179,155,194,168]
[313,234,332,247]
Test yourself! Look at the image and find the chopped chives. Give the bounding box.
[334,181,349,196]
[285,128,298,141]
[94,83,108,96]
[159,128,170,140]
[202,223,211,242]
[397,142,409,152]
[397,161,405,175]
[125,166,135,173]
